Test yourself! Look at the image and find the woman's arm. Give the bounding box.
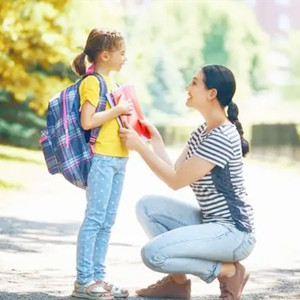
[174,144,189,170]
[119,125,215,190]
[81,100,132,130]
[140,119,173,167]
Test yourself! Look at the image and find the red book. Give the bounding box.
[107,84,151,140]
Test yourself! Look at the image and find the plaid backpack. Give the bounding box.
[39,73,107,189]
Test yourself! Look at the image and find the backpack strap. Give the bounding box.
[88,73,108,147]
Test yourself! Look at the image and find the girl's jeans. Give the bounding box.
[76,154,128,284]
[136,195,256,283]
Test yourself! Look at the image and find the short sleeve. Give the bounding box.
[79,75,100,109]
[194,131,234,168]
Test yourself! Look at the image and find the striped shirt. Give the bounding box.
[187,123,255,233]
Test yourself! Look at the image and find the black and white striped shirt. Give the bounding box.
[187,123,255,233]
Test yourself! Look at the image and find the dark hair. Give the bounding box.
[202,64,249,157]
[72,28,124,76]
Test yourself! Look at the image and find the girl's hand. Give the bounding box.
[116,95,133,116]
[119,122,144,151]
[139,119,161,140]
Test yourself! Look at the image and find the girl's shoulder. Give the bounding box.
[80,74,99,87]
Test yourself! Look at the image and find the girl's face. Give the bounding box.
[107,40,127,71]
[185,70,210,110]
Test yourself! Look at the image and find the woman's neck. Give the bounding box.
[203,107,230,133]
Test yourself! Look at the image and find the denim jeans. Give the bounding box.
[136,195,256,283]
[76,154,128,284]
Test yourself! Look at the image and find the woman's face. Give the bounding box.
[185,70,210,110]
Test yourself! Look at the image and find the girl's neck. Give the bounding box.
[94,63,111,77]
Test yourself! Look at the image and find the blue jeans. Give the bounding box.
[136,195,256,283]
[76,154,128,284]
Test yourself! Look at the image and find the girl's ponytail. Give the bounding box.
[227,101,249,157]
[72,28,124,77]
[72,52,87,76]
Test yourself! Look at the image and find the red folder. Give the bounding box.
[107,84,151,140]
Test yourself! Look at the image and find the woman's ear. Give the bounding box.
[209,88,218,100]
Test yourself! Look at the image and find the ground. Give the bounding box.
[0,148,300,299]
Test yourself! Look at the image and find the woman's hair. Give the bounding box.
[202,64,249,157]
[72,28,124,76]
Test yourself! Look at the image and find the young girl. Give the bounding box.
[71,28,132,299]
[120,65,255,300]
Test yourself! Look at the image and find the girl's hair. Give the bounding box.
[202,64,249,157]
[72,28,124,76]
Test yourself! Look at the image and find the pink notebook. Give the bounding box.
[107,84,151,140]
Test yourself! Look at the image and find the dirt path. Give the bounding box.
[0,151,300,299]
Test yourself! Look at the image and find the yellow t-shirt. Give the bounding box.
[79,74,128,157]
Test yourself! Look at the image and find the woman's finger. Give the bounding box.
[123,121,134,130]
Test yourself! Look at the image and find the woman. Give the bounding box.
[119,65,255,300]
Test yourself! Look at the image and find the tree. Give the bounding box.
[284,30,300,102]
[0,0,74,115]
[122,0,269,119]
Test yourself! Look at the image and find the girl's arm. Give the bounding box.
[81,99,132,130]
[119,125,215,190]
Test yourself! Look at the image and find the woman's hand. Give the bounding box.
[139,119,161,140]
[119,122,145,151]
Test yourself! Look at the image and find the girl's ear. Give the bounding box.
[99,51,110,62]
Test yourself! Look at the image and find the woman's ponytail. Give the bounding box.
[227,102,249,157]
[72,52,86,76]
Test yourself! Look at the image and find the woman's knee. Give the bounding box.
[140,241,167,271]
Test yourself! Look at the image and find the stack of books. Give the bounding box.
[106,84,151,140]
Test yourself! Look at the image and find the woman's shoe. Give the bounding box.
[136,275,191,299]
[218,262,250,300]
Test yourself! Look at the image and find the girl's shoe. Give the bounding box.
[95,281,129,298]
[136,275,191,299]
[72,281,114,300]
[218,262,250,300]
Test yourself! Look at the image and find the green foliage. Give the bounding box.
[0,91,45,148]
[283,30,300,102]
[0,0,74,114]
[122,0,269,116]
[0,0,270,148]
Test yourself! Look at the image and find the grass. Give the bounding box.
[0,144,45,191]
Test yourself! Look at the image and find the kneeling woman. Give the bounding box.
[119,65,255,300]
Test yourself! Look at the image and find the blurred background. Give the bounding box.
[0,0,299,160]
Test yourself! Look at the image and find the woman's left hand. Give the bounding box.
[119,122,144,151]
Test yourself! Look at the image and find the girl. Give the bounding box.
[72,28,132,299]
[120,65,256,300]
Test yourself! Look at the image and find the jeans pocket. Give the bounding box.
[233,234,256,261]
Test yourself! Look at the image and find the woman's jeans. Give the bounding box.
[76,154,128,284]
[136,195,256,283]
